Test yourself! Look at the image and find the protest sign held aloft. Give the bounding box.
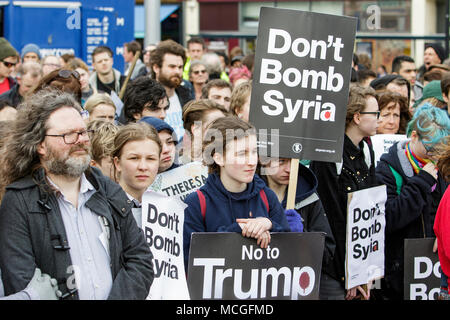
[148,162,208,202]
[404,238,441,300]
[345,185,386,290]
[249,7,357,162]
[142,191,190,300]
[187,232,324,300]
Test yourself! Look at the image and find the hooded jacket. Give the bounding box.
[376,140,447,298]
[89,68,125,95]
[261,163,336,270]
[183,173,291,268]
[0,167,154,300]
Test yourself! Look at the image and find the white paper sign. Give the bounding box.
[371,134,407,166]
[345,185,387,289]
[148,161,208,202]
[142,191,190,300]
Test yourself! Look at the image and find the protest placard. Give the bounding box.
[142,191,190,300]
[404,238,441,300]
[371,134,407,166]
[187,232,324,300]
[249,7,357,162]
[148,161,208,202]
[345,185,386,290]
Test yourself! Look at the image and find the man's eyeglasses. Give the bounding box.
[57,69,80,80]
[192,69,207,75]
[359,111,380,119]
[1,60,17,68]
[45,129,93,144]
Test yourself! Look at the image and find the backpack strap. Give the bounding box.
[196,190,206,223]
[259,189,269,213]
[389,165,403,195]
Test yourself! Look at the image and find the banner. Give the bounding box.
[345,185,386,289]
[249,7,357,162]
[148,162,208,202]
[371,134,407,166]
[142,191,190,300]
[187,232,324,300]
[404,238,441,300]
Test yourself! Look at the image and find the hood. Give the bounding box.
[379,139,414,178]
[280,162,318,208]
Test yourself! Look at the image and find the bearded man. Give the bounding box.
[150,40,193,140]
[0,88,154,300]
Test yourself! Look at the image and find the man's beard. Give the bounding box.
[43,144,91,178]
[158,72,182,88]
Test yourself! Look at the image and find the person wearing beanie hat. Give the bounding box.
[139,116,180,172]
[413,80,445,110]
[0,38,18,95]
[425,43,446,69]
[370,74,410,104]
[20,43,41,63]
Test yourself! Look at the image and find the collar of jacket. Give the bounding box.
[6,166,133,218]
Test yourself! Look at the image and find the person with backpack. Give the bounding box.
[310,84,380,300]
[183,116,291,270]
[258,157,337,299]
[376,103,450,300]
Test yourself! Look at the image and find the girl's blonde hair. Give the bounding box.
[87,120,119,163]
[84,93,116,115]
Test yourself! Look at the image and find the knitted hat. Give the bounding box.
[139,116,178,143]
[413,80,444,109]
[369,74,401,89]
[425,43,446,63]
[21,43,41,60]
[0,38,18,61]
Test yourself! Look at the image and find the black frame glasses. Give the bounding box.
[359,111,380,119]
[1,60,17,68]
[45,129,93,144]
[192,69,207,75]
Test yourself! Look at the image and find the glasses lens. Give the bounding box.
[2,61,15,68]
[64,132,79,144]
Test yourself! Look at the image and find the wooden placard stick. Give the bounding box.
[286,159,299,210]
[119,50,141,100]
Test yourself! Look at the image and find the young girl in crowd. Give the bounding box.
[310,84,380,300]
[112,122,162,227]
[258,157,336,299]
[434,138,450,300]
[376,103,450,300]
[87,120,118,180]
[183,116,290,269]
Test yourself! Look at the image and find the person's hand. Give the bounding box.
[423,162,438,180]
[256,230,271,249]
[433,238,438,253]
[26,268,62,300]
[285,209,303,232]
[236,216,272,240]
[345,285,370,300]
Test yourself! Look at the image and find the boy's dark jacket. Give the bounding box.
[260,162,336,270]
[183,173,291,268]
[0,167,154,300]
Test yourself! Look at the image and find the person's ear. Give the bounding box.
[353,112,361,125]
[133,112,142,121]
[36,140,46,157]
[213,152,224,167]
[113,156,121,173]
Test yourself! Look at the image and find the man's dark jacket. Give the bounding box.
[0,83,22,108]
[0,167,154,300]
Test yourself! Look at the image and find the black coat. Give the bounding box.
[375,140,447,298]
[0,167,154,299]
[310,135,379,287]
[0,83,22,108]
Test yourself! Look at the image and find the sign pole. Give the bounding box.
[286,159,299,210]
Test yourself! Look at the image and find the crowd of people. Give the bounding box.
[0,35,448,301]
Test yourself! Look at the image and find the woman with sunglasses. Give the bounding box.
[188,60,209,100]
[31,69,82,104]
[375,103,450,300]
[309,84,380,300]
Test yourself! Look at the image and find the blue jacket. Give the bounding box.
[183,173,290,268]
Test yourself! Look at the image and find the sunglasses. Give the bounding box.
[1,60,17,68]
[192,69,207,75]
[57,69,80,80]
[359,111,380,119]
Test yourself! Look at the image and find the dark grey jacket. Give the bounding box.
[0,167,154,300]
